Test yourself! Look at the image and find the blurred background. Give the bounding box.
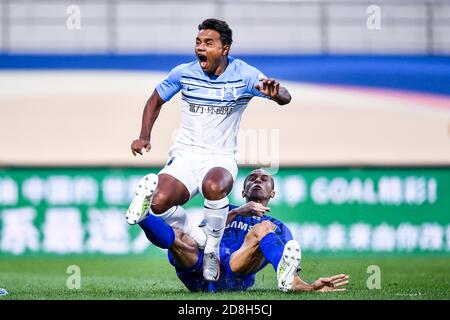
[0,0,449,261]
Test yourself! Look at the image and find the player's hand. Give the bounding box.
[131,138,151,156]
[255,78,280,99]
[238,201,271,217]
[311,274,349,292]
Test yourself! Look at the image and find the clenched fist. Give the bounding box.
[131,138,151,156]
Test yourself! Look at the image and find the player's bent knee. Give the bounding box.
[150,192,173,215]
[202,183,225,199]
[202,179,230,199]
[201,168,233,200]
[248,221,274,242]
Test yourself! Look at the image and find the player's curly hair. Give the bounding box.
[198,18,233,46]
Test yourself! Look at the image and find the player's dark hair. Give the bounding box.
[198,18,233,46]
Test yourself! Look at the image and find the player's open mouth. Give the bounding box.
[197,55,208,69]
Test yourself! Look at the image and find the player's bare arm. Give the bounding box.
[255,78,291,105]
[293,273,349,292]
[131,89,165,156]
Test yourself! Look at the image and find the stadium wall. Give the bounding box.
[2,0,450,55]
[1,54,450,167]
[0,167,449,256]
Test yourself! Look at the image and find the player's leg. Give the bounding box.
[149,173,207,248]
[169,229,201,269]
[201,166,235,281]
[126,172,189,223]
[229,221,301,292]
[169,229,210,292]
[139,214,200,269]
[138,209,175,249]
[127,152,195,225]
[126,153,207,248]
[143,221,208,292]
[150,173,190,213]
[229,221,277,274]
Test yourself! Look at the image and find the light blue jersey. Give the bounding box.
[155,57,270,159]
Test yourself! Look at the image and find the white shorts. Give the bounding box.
[159,149,238,199]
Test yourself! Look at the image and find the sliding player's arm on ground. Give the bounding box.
[226,201,271,224]
[131,90,165,156]
[292,273,349,292]
[255,78,291,105]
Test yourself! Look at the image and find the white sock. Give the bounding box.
[203,197,229,254]
[151,206,206,248]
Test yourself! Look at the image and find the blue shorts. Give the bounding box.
[167,248,256,293]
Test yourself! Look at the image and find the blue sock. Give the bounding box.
[259,232,285,271]
[138,214,175,249]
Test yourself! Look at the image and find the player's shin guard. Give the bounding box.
[203,197,229,254]
[259,232,285,271]
[139,214,175,249]
[155,205,207,248]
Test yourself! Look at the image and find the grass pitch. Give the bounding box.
[0,255,449,300]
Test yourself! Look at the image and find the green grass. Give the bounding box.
[0,255,449,300]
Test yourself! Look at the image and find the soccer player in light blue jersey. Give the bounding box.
[126,19,292,282]
[137,169,349,293]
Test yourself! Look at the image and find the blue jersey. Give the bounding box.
[168,205,293,292]
[155,57,270,159]
[220,205,293,272]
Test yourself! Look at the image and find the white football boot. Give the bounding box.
[203,251,221,282]
[277,240,302,292]
[125,173,158,225]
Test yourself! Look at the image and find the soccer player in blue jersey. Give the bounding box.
[137,169,349,293]
[126,19,292,282]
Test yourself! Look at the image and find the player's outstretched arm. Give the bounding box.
[131,89,166,156]
[293,273,349,292]
[255,78,291,105]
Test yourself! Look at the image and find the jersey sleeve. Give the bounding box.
[155,64,185,102]
[242,62,272,99]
